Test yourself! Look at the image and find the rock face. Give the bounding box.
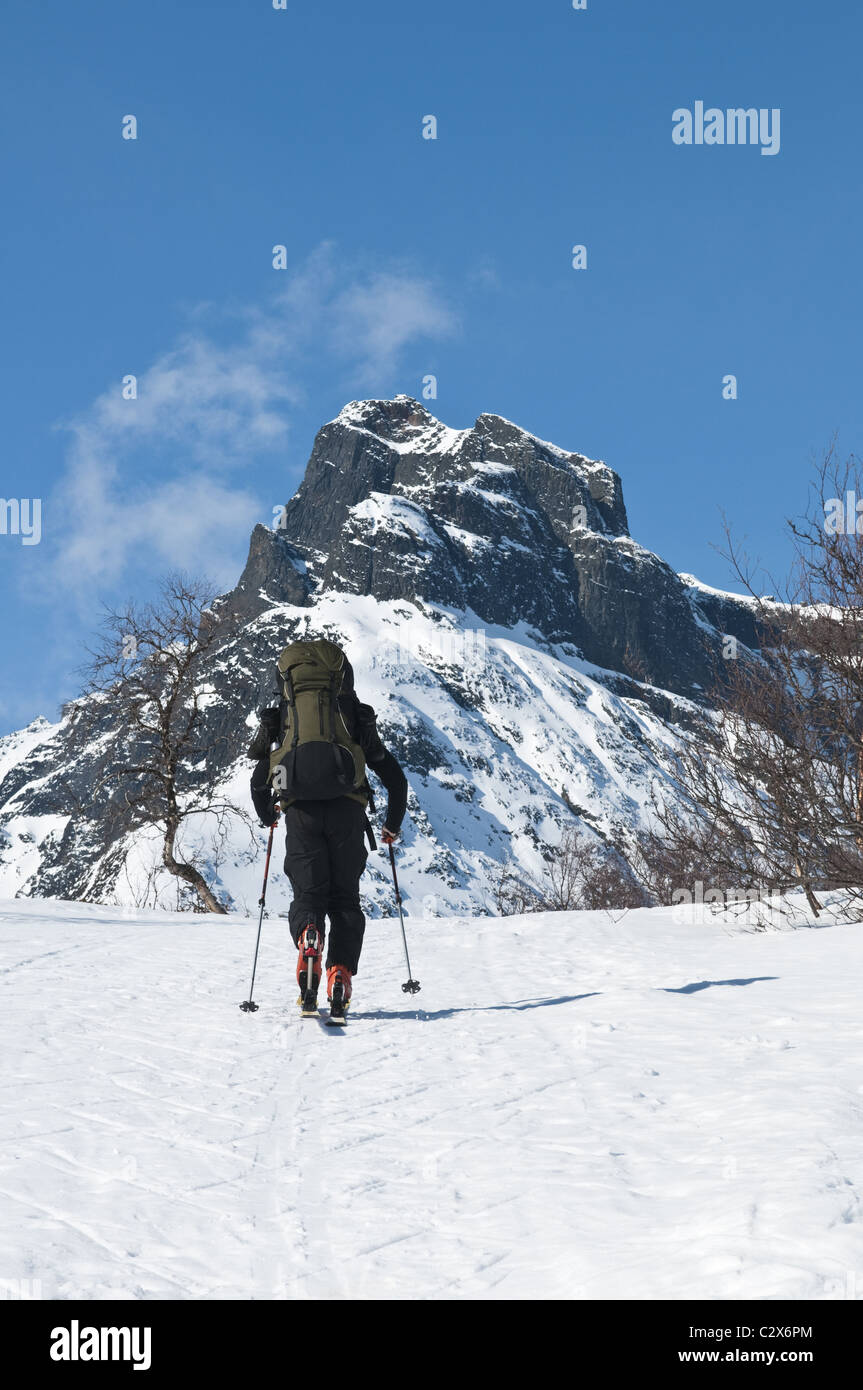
[0,397,760,913]
[242,396,756,693]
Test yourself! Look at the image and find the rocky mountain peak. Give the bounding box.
[334,393,442,441]
[328,396,628,531]
[236,399,755,694]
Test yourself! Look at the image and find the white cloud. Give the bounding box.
[58,471,261,592]
[329,271,459,385]
[49,246,458,596]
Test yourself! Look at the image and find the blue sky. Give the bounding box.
[2,0,861,733]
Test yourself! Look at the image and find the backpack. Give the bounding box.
[266,639,367,804]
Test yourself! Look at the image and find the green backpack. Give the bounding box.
[268,639,367,805]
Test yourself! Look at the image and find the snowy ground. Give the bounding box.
[2,897,863,1301]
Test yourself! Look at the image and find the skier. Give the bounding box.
[249,639,407,1023]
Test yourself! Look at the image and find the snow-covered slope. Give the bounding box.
[0,594,696,914]
[2,898,861,1300]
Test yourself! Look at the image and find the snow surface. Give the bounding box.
[0,717,60,783]
[334,399,466,457]
[0,592,695,915]
[345,493,444,550]
[678,573,758,606]
[3,896,862,1301]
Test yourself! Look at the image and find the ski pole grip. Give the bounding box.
[388,841,402,902]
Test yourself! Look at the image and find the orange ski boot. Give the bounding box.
[296,926,323,1015]
[326,964,352,1027]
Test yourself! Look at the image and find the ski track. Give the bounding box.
[2,900,863,1300]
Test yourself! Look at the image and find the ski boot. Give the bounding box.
[326,964,352,1027]
[296,926,323,1016]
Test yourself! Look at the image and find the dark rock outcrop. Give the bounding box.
[261,395,756,694]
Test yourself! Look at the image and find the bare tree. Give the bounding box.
[493,860,544,915]
[539,826,601,911]
[640,446,863,919]
[495,826,646,915]
[76,572,253,914]
[579,842,648,912]
[622,820,722,906]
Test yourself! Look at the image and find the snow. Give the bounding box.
[2,895,861,1300]
[265,537,307,576]
[454,478,536,520]
[441,521,492,552]
[612,534,663,563]
[469,461,517,477]
[0,590,697,913]
[0,717,60,784]
[473,411,598,470]
[0,815,71,897]
[333,399,612,489]
[346,494,444,550]
[333,399,466,457]
[678,572,758,606]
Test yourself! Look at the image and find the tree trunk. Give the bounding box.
[162,817,227,914]
[794,857,822,918]
[855,743,863,857]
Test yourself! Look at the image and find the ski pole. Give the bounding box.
[240,812,280,1013]
[387,841,420,994]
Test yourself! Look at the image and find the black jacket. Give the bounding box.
[250,670,408,834]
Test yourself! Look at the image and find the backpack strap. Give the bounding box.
[328,672,350,783]
[328,673,337,742]
[364,815,377,851]
[284,669,299,749]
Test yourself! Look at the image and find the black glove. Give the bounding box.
[251,759,278,825]
[247,705,282,760]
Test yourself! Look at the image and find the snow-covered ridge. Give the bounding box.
[334,395,614,485]
[334,396,467,456]
[678,572,758,606]
[0,717,59,782]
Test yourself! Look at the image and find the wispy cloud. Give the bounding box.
[329,271,459,386]
[49,244,458,596]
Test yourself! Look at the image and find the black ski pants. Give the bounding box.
[283,797,368,975]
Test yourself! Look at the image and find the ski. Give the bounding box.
[298,988,320,1018]
[326,977,349,1027]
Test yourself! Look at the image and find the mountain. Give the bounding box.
[233,395,757,692]
[0,397,759,914]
